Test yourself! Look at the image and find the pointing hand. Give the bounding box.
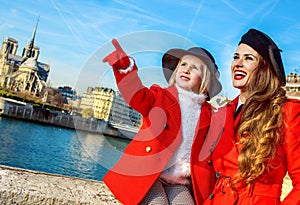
[102,38,130,70]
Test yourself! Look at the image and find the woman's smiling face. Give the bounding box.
[231,43,260,94]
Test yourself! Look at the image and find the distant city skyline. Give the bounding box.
[1,0,300,98]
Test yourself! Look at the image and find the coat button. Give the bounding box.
[208,160,212,166]
[209,193,214,200]
[164,123,168,129]
[216,171,221,178]
[145,146,152,153]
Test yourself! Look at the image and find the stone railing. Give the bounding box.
[0,165,121,205]
[0,165,293,204]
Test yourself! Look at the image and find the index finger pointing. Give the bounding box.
[111,38,124,52]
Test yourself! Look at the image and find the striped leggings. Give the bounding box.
[139,179,195,205]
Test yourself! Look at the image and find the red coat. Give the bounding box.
[103,68,214,205]
[202,96,300,205]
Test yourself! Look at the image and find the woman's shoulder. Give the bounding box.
[283,98,300,121]
[284,98,300,109]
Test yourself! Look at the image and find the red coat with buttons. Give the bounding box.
[202,96,300,205]
[103,67,215,205]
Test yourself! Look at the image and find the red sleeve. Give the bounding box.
[113,62,162,117]
[282,99,300,204]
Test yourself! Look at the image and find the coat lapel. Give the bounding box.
[198,96,240,161]
[196,102,211,130]
[164,85,182,127]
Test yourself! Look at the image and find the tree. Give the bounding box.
[81,108,94,119]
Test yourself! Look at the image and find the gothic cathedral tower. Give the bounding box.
[22,17,40,61]
[0,17,50,97]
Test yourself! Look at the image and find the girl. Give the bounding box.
[202,29,300,204]
[102,39,222,205]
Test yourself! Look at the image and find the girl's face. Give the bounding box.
[175,54,203,93]
[231,43,260,94]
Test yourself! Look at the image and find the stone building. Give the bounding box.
[80,87,114,121]
[93,87,115,120]
[58,86,77,104]
[109,91,141,128]
[285,71,300,100]
[80,86,141,129]
[79,87,95,111]
[0,19,49,97]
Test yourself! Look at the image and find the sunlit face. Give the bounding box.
[231,43,260,93]
[175,55,203,93]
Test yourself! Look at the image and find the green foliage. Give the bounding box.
[0,88,65,112]
[81,108,94,119]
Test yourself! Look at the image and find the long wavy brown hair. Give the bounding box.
[236,58,287,185]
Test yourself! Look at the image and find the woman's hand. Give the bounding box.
[102,38,130,70]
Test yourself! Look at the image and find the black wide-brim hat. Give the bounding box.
[239,28,286,85]
[162,47,222,98]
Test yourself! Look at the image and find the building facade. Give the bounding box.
[58,86,77,104]
[0,19,49,97]
[285,71,300,100]
[109,91,141,129]
[80,86,141,129]
[93,87,115,121]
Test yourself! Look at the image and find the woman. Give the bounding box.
[202,28,300,204]
[102,39,222,205]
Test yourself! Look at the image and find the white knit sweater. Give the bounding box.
[160,84,207,185]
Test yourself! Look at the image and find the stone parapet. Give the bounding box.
[0,165,292,204]
[0,165,121,205]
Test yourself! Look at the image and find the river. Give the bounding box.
[0,116,130,181]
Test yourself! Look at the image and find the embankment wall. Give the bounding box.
[0,165,121,205]
[0,165,293,204]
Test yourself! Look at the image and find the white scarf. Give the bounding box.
[160,84,207,185]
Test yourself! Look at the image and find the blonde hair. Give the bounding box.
[236,58,287,185]
[168,58,211,95]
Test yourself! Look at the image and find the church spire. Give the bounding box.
[27,16,39,57]
[22,16,40,61]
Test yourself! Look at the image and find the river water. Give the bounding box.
[0,117,130,181]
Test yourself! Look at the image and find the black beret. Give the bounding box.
[239,28,286,85]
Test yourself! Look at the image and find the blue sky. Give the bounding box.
[0,0,299,98]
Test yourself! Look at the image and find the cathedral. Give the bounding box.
[0,19,50,97]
